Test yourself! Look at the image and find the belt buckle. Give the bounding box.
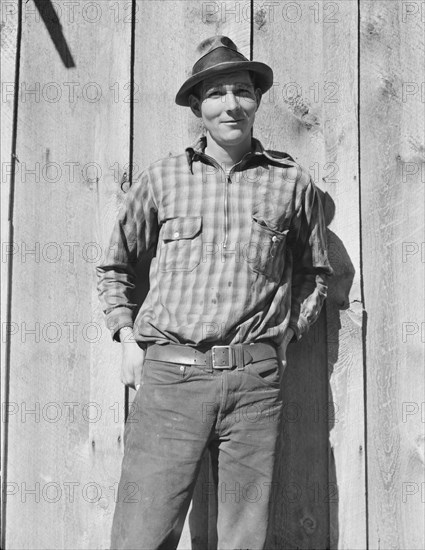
[211,345,233,369]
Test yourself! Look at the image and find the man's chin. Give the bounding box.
[214,130,250,147]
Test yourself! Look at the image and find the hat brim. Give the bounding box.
[175,61,273,106]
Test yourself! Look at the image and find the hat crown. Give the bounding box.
[191,35,248,78]
[196,35,239,57]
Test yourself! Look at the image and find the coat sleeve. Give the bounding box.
[288,174,334,341]
[96,172,159,342]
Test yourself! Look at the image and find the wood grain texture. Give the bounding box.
[4,1,130,548]
[254,1,365,547]
[360,1,425,549]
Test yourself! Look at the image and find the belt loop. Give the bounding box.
[205,351,213,373]
[235,343,245,370]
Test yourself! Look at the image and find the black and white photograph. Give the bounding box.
[1,1,424,549]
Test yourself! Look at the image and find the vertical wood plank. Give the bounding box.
[133,3,206,548]
[254,4,329,548]
[254,1,364,548]
[4,1,131,547]
[360,1,425,548]
[320,3,366,549]
[132,2,250,548]
[1,1,20,543]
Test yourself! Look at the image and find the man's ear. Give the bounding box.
[255,88,262,111]
[188,94,202,118]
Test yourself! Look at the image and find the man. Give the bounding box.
[97,36,333,550]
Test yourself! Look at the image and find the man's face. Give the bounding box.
[190,70,261,148]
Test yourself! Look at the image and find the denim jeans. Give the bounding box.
[110,349,284,550]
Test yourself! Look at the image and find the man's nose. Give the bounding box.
[224,91,240,110]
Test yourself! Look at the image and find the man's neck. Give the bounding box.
[204,134,253,171]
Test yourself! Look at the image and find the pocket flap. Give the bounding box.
[162,216,202,241]
[252,217,288,239]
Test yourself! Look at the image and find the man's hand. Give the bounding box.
[119,327,145,390]
[276,328,295,373]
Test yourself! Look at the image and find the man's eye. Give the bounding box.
[237,88,254,97]
[206,90,222,98]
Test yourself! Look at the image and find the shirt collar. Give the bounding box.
[185,135,296,173]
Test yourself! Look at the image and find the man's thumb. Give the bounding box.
[134,365,142,391]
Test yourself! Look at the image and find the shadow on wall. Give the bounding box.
[322,191,356,550]
[33,0,76,68]
[263,190,353,549]
[130,190,355,550]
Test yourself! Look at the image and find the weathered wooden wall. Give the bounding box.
[360,1,425,549]
[1,1,130,548]
[1,1,424,549]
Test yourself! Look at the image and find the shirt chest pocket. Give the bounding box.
[159,216,203,272]
[247,217,288,282]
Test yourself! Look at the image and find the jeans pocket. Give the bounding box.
[247,217,288,282]
[158,216,202,272]
[143,359,196,385]
[246,358,281,388]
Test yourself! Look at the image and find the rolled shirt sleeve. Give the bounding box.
[288,175,334,341]
[96,172,159,342]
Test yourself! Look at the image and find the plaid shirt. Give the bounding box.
[96,136,333,348]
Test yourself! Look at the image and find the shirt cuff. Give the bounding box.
[106,307,134,342]
[289,315,309,343]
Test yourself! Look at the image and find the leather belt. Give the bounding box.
[145,341,277,371]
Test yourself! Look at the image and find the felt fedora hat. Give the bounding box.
[175,35,273,106]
